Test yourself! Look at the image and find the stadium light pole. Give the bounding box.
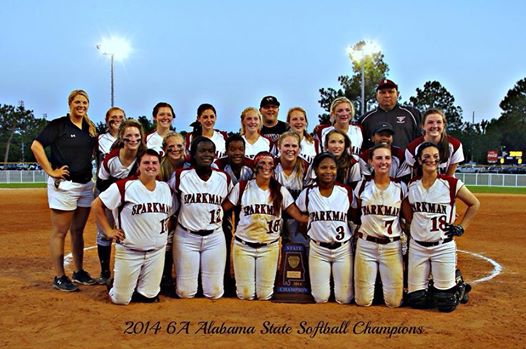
[348,41,381,116]
[96,36,131,107]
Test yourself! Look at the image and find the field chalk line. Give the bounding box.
[457,249,503,284]
[64,246,502,285]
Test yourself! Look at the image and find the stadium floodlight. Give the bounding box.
[97,36,131,106]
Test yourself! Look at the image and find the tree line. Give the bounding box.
[2,64,525,164]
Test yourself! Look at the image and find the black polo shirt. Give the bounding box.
[359,104,422,151]
[260,120,289,143]
[35,115,96,183]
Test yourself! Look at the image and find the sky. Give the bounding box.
[2,0,525,133]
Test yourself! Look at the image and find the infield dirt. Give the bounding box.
[0,189,524,349]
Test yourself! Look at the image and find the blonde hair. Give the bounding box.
[277,131,304,181]
[329,96,355,124]
[240,107,262,135]
[160,131,186,181]
[68,89,97,137]
[286,106,313,142]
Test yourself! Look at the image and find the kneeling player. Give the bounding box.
[92,149,174,305]
[402,142,479,312]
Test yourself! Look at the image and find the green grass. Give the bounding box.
[467,186,526,194]
[0,183,46,188]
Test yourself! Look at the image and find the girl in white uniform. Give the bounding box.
[158,131,187,296]
[222,151,307,300]
[286,107,320,163]
[352,144,407,307]
[146,102,175,154]
[171,136,233,299]
[94,107,124,284]
[92,149,174,305]
[95,119,146,285]
[274,131,310,246]
[316,97,363,156]
[324,129,362,188]
[405,108,464,177]
[296,152,354,304]
[240,107,271,158]
[403,142,479,312]
[185,103,228,159]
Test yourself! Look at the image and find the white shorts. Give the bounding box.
[47,177,94,211]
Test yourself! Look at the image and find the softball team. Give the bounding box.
[34,93,480,311]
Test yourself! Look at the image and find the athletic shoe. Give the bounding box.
[72,270,97,285]
[96,271,111,285]
[53,275,79,292]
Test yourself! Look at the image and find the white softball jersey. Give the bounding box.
[320,124,363,156]
[242,135,271,159]
[228,180,294,244]
[146,131,164,154]
[358,146,411,179]
[98,132,117,156]
[296,184,353,243]
[353,179,407,238]
[100,179,174,251]
[172,168,232,232]
[98,149,137,180]
[404,135,464,175]
[273,158,308,199]
[407,174,463,242]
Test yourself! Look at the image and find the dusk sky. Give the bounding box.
[2,1,524,132]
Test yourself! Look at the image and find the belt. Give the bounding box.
[178,223,215,236]
[413,237,453,247]
[235,236,279,249]
[312,239,349,250]
[357,232,400,245]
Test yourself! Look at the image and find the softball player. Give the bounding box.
[185,103,228,159]
[323,129,362,188]
[170,137,233,299]
[286,107,320,163]
[96,107,124,165]
[352,144,407,307]
[315,97,363,156]
[296,152,354,304]
[146,102,175,154]
[240,107,271,158]
[95,119,146,285]
[158,131,187,295]
[222,151,307,300]
[405,108,464,177]
[274,131,310,246]
[94,107,124,284]
[93,149,174,305]
[214,135,254,185]
[403,142,479,312]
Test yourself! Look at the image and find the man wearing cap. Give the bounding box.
[358,121,410,181]
[259,96,289,143]
[359,79,422,151]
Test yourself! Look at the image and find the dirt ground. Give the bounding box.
[0,189,524,349]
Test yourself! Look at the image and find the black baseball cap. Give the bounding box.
[373,122,395,135]
[376,79,398,91]
[260,96,280,107]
